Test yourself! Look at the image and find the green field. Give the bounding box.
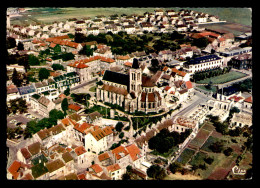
[10,7,252,27]
[196,71,247,85]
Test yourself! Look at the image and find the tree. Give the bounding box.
[79,45,93,56]
[64,87,70,96]
[119,132,124,139]
[209,141,224,153]
[61,98,68,115]
[169,162,182,174]
[115,122,124,132]
[38,68,50,81]
[223,147,233,156]
[6,37,16,49]
[49,109,64,120]
[75,33,86,43]
[17,41,24,51]
[12,68,22,87]
[204,157,214,165]
[191,37,209,48]
[28,54,40,65]
[51,64,64,71]
[122,173,131,180]
[147,165,166,180]
[53,44,62,54]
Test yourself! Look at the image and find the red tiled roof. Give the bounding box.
[106,164,121,172]
[74,122,93,133]
[8,160,21,179]
[68,104,81,111]
[126,144,141,161]
[77,173,87,180]
[164,86,171,91]
[112,146,129,160]
[186,81,193,89]
[228,96,243,102]
[244,96,252,103]
[124,62,133,67]
[74,146,87,156]
[98,152,110,162]
[90,164,103,174]
[21,148,31,159]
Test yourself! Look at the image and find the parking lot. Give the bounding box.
[7,113,38,129]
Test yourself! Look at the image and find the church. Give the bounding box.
[96,59,164,114]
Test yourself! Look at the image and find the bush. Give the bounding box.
[115,122,124,132]
[209,141,224,153]
[223,147,233,156]
[169,162,182,174]
[119,132,124,139]
[204,157,214,165]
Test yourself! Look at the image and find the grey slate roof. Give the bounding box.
[102,70,129,87]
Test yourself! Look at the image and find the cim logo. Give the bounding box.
[232,165,246,175]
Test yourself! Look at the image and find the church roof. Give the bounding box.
[102,70,129,86]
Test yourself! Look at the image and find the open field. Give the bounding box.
[196,71,247,84]
[164,172,202,180]
[10,7,251,28]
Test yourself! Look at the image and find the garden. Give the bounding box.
[176,148,196,165]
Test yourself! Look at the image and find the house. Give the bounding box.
[32,124,67,148]
[89,164,104,176]
[111,145,130,169]
[7,160,32,180]
[45,159,66,180]
[84,126,112,154]
[183,55,224,74]
[85,111,102,124]
[154,9,164,16]
[7,84,20,101]
[30,94,55,117]
[230,112,252,129]
[17,84,37,102]
[72,146,90,165]
[172,116,199,136]
[106,163,122,180]
[171,68,190,82]
[125,144,144,169]
[98,152,113,167]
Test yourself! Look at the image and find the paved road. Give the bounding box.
[71,79,97,91]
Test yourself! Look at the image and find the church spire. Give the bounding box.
[132,58,139,69]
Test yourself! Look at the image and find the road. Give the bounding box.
[70,79,97,92]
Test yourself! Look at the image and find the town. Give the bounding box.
[6,8,252,180]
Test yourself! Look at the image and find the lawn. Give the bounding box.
[89,86,96,92]
[197,85,217,93]
[196,71,247,84]
[177,148,196,165]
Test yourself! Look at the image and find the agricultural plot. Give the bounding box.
[189,151,208,166]
[196,71,247,84]
[177,148,196,165]
[200,136,220,152]
[188,129,212,149]
[207,167,231,180]
[201,123,215,132]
